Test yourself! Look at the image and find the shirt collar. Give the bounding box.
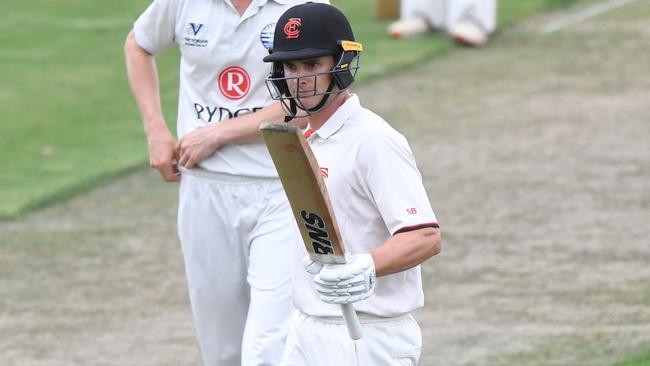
[248,0,289,5]
[311,94,362,140]
[219,0,288,8]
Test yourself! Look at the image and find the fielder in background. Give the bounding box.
[388,0,497,47]
[124,1,327,365]
[263,3,442,364]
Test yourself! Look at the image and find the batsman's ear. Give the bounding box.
[270,62,290,96]
[332,51,358,90]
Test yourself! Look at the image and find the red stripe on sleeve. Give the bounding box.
[393,222,439,235]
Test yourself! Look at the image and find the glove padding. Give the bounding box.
[313,253,376,305]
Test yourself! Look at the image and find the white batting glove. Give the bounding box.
[302,255,324,275]
[314,253,376,305]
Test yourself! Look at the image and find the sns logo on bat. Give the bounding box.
[300,210,334,255]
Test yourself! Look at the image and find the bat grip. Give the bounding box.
[341,303,363,340]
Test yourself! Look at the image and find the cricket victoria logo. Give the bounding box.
[260,23,275,50]
[300,210,334,255]
[218,66,250,100]
[184,22,208,47]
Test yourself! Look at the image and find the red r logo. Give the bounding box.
[218,66,250,100]
[284,18,301,39]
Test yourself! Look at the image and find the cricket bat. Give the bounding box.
[260,122,363,340]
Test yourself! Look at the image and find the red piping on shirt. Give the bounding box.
[393,222,439,235]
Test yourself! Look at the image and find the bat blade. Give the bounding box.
[261,122,363,340]
[260,122,346,265]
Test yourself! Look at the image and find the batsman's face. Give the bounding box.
[283,55,336,109]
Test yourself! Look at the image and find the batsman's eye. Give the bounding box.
[283,62,297,73]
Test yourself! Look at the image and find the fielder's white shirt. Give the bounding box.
[134,0,326,177]
[295,94,439,317]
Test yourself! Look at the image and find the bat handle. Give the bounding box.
[341,303,363,340]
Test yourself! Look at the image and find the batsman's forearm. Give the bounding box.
[124,31,167,136]
[371,227,442,277]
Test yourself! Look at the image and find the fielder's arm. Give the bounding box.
[176,102,308,168]
[196,101,289,145]
[176,102,292,168]
[124,30,180,182]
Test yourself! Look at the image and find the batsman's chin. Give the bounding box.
[296,95,321,109]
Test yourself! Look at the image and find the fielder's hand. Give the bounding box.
[314,254,376,305]
[147,128,180,182]
[176,126,222,169]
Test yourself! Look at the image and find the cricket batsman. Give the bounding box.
[262,3,443,364]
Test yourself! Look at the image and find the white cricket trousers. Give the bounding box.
[281,311,422,366]
[178,169,298,366]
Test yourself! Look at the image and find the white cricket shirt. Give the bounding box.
[295,94,439,317]
[134,0,326,177]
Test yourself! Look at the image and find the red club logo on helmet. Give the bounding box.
[284,18,301,39]
[218,66,250,100]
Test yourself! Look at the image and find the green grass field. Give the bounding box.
[614,352,650,366]
[0,0,178,217]
[0,0,585,219]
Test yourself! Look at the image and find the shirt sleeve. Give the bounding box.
[133,0,180,54]
[361,126,438,235]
